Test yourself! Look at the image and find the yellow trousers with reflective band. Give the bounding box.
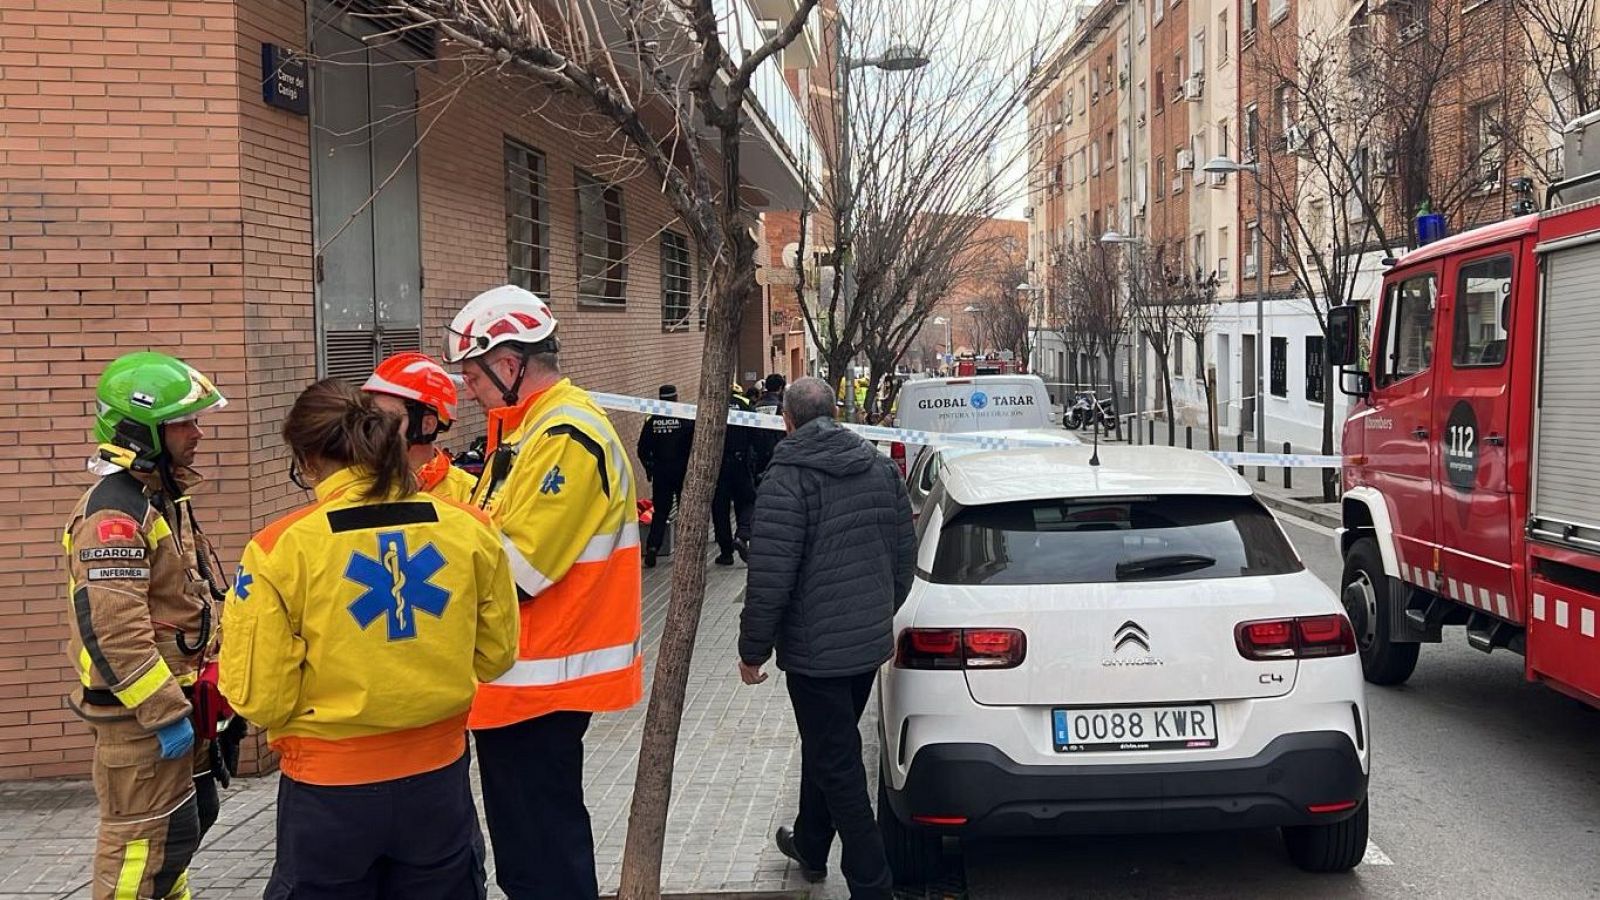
[90,718,201,900]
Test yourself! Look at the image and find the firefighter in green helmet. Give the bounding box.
[65,351,234,900]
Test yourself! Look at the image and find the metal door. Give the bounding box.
[310,10,423,382]
[1241,334,1256,434]
[1432,246,1520,622]
[1365,267,1442,588]
[1217,333,1231,428]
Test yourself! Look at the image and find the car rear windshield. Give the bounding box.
[930,495,1302,585]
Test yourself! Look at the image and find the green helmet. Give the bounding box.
[94,352,227,469]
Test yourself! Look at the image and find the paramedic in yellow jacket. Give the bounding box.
[66,351,229,900]
[361,351,478,502]
[445,284,643,900]
[218,379,518,897]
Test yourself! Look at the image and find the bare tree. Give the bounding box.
[1123,239,1187,446]
[1174,266,1222,449]
[1244,4,1509,497]
[1055,240,1126,414]
[1515,0,1600,182]
[381,3,819,895]
[792,0,1060,413]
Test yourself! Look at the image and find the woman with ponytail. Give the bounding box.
[219,379,518,897]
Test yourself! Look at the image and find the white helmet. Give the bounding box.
[443,285,559,364]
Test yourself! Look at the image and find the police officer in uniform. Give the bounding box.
[636,384,694,568]
[65,351,230,900]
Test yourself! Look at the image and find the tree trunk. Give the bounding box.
[617,231,755,900]
[1158,354,1176,446]
[823,349,853,407]
[1204,368,1219,451]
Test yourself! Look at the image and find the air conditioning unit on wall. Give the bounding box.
[1183,74,1204,101]
[1176,148,1195,171]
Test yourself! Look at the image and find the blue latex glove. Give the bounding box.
[156,718,195,760]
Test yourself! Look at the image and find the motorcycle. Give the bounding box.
[1064,391,1121,437]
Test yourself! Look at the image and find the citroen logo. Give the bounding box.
[1113,621,1150,654]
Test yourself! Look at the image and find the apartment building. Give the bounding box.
[1029,0,1547,451]
[0,0,820,779]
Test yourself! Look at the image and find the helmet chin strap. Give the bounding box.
[475,352,529,408]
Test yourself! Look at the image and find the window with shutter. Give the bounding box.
[505,139,550,295]
[661,232,693,332]
[1270,337,1288,397]
[577,170,628,305]
[1305,335,1325,402]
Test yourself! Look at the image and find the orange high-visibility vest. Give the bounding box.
[468,378,643,729]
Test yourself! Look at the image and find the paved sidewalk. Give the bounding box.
[0,554,857,898]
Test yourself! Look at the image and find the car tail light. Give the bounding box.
[890,441,907,477]
[912,815,968,826]
[896,627,1026,670]
[1307,800,1360,815]
[1235,615,1356,661]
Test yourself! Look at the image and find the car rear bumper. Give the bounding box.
[883,731,1366,837]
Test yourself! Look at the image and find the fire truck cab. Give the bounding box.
[1331,126,1600,707]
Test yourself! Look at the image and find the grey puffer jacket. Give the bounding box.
[739,417,916,677]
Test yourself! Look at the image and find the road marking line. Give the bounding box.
[1362,840,1394,866]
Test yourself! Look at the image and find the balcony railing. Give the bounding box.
[716,0,822,182]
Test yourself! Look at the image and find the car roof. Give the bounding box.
[918,428,1080,460]
[939,444,1252,506]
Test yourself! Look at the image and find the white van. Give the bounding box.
[894,375,1053,434]
[886,375,1054,477]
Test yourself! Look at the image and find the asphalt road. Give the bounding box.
[959,513,1600,899]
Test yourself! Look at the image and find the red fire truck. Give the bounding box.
[1329,141,1600,706]
[952,355,1025,377]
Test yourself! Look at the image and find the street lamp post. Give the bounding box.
[1100,230,1142,443]
[1203,154,1266,457]
[963,304,983,358]
[835,25,929,420]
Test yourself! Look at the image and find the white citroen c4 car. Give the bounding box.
[877,445,1369,884]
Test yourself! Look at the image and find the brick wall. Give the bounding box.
[0,0,721,779]
[0,0,253,780]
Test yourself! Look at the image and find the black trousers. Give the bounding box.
[266,751,481,900]
[712,475,754,554]
[786,671,893,900]
[647,477,682,554]
[474,712,598,900]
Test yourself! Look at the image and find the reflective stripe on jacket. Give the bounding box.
[218,467,519,785]
[468,378,643,729]
[62,467,217,731]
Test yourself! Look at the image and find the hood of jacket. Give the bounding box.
[770,417,880,476]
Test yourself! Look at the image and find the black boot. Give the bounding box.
[714,551,734,566]
[643,548,657,568]
[775,827,826,883]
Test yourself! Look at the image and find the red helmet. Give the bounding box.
[363,352,458,439]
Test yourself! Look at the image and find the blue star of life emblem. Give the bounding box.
[232,566,252,601]
[344,531,451,641]
[540,465,566,495]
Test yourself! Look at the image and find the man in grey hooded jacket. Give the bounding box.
[738,377,916,898]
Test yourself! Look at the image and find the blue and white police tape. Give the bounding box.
[590,391,1343,466]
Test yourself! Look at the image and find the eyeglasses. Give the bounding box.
[289,459,312,491]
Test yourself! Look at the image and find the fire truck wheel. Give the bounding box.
[1341,537,1420,686]
[1283,800,1369,873]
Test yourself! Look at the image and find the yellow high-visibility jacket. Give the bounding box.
[468,377,643,730]
[218,467,518,785]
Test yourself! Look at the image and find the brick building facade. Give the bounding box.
[0,0,814,778]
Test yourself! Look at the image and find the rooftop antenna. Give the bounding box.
[1090,418,1102,467]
